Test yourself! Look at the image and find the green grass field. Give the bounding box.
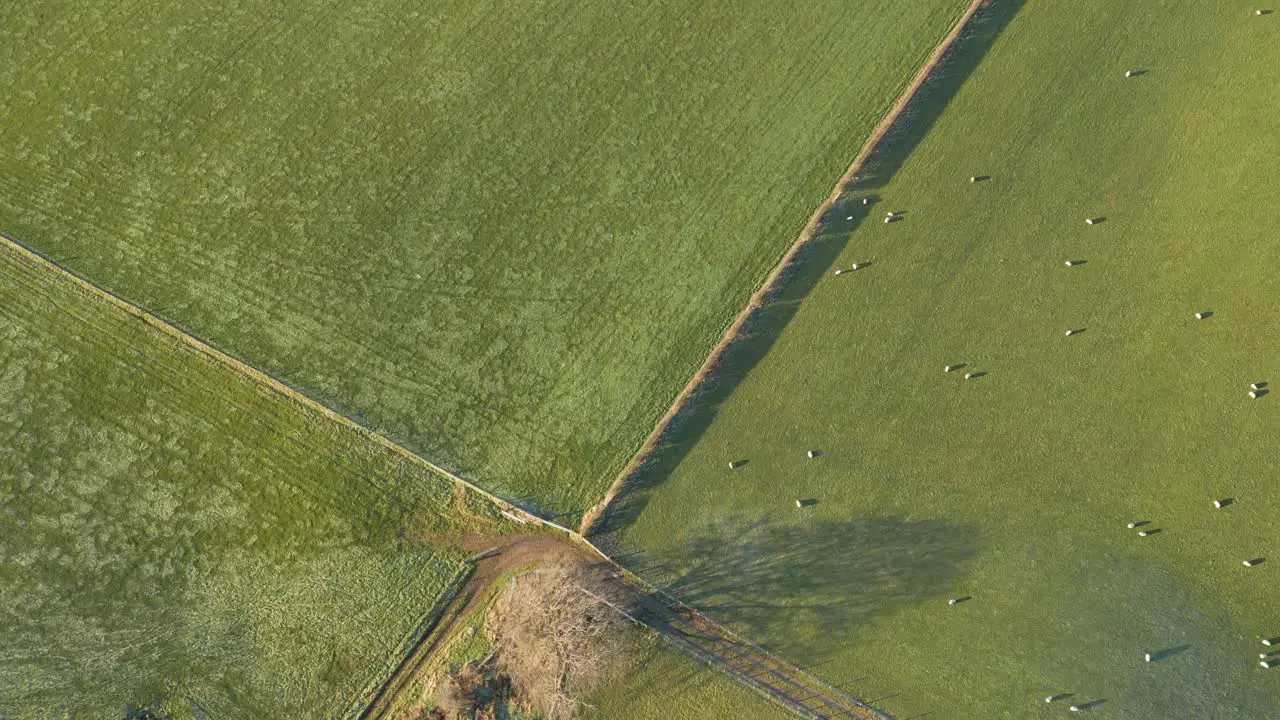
[0,0,968,516]
[612,1,1280,717]
[0,242,512,718]
[591,637,791,720]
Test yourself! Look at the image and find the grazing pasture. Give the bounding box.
[610,1,1280,717]
[0,0,968,515]
[0,243,507,718]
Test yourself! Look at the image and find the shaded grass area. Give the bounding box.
[589,635,792,720]
[0,243,510,718]
[653,516,977,662]
[611,0,1280,717]
[379,563,791,720]
[0,0,968,517]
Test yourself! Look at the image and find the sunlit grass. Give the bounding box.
[0,245,507,718]
[0,0,968,515]
[617,1,1280,717]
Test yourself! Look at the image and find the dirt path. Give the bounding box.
[579,0,992,535]
[360,534,597,720]
[452,533,600,618]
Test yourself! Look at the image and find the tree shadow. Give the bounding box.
[637,515,979,661]
[587,0,1027,546]
[607,635,730,704]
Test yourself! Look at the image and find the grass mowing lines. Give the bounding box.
[0,0,969,516]
[612,0,1280,718]
[0,242,510,718]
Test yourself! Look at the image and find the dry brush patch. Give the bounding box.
[489,566,636,720]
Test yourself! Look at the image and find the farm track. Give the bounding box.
[579,0,991,536]
[361,535,594,719]
[0,3,990,715]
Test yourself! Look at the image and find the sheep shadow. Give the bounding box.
[1148,644,1192,662]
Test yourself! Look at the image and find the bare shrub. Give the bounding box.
[433,663,485,719]
[490,566,633,719]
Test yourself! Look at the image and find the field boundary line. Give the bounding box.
[355,563,474,719]
[588,544,894,720]
[2,233,890,718]
[1,2,990,709]
[0,234,562,530]
[579,0,991,535]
